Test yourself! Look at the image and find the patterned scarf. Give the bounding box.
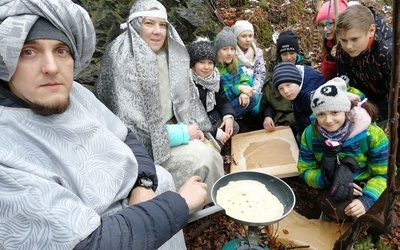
[190,68,220,112]
[94,0,212,164]
[318,119,351,142]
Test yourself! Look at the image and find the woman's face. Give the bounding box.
[192,59,214,77]
[140,17,167,52]
[318,19,336,40]
[316,111,346,132]
[218,46,236,64]
[237,31,254,50]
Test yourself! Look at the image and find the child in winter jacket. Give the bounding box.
[315,0,349,81]
[232,20,266,95]
[187,37,239,146]
[272,62,325,141]
[298,77,388,221]
[260,30,307,132]
[215,27,258,119]
[335,4,392,123]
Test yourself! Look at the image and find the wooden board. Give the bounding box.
[230,126,299,178]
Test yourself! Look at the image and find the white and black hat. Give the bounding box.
[311,77,351,114]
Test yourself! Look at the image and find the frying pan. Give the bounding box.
[188,171,296,227]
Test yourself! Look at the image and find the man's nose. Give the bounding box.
[41,54,59,74]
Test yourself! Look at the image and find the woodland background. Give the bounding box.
[72,0,398,249]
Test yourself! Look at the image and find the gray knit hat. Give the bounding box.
[311,77,351,114]
[215,27,237,51]
[188,38,216,68]
[26,17,73,55]
[272,62,302,89]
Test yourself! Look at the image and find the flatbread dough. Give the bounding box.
[243,139,296,169]
[216,180,284,223]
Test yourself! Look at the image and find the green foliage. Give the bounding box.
[289,16,298,25]
[382,0,393,6]
[231,0,250,6]
[353,235,372,250]
[374,236,393,250]
[256,19,273,50]
[259,0,269,11]
[297,1,305,9]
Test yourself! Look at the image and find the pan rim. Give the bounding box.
[211,170,296,226]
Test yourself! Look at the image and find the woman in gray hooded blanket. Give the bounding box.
[94,0,224,203]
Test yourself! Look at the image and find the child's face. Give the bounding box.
[277,83,300,101]
[337,25,375,57]
[237,31,254,50]
[280,51,297,64]
[218,46,235,64]
[192,59,214,77]
[316,111,346,132]
[318,19,336,40]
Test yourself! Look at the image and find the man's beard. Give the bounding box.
[30,97,70,116]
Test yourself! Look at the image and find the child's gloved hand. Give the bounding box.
[321,140,342,187]
[330,156,360,201]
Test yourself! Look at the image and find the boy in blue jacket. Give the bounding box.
[272,62,325,142]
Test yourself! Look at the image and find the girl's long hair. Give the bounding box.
[217,50,238,73]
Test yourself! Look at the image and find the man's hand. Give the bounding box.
[129,187,156,206]
[178,176,208,214]
[263,117,275,130]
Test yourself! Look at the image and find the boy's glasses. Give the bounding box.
[317,20,335,31]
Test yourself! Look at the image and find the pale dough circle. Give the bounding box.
[216,180,284,223]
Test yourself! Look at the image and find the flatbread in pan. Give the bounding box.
[216,180,284,223]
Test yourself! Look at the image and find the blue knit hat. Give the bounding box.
[272,62,302,89]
